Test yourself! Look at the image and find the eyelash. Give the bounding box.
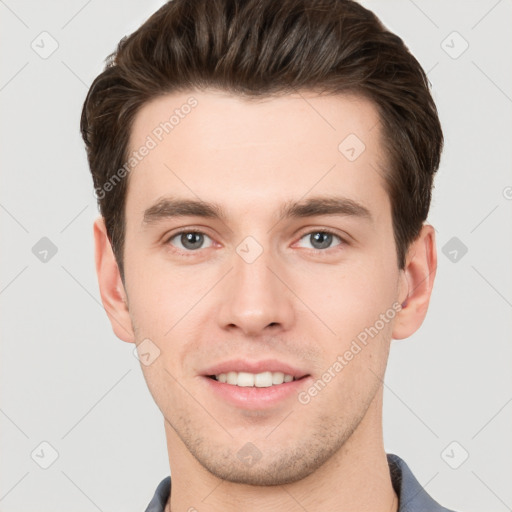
[164,228,347,255]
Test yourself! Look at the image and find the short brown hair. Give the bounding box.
[81,0,443,282]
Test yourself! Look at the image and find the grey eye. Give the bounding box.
[169,231,213,251]
[297,231,342,250]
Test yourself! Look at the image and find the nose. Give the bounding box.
[217,243,295,337]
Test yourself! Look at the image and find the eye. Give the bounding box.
[296,230,344,251]
[166,230,214,251]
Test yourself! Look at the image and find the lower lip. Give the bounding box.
[201,376,311,409]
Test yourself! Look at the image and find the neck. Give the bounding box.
[164,388,397,512]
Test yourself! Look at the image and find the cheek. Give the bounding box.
[294,254,398,337]
[124,249,196,329]
[124,251,220,378]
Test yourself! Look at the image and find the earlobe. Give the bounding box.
[93,216,135,343]
[392,224,437,340]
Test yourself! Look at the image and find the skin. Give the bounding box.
[94,89,436,511]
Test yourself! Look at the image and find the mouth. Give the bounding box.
[201,358,311,401]
[207,371,307,387]
[201,361,312,409]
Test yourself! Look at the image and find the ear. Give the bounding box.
[93,216,135,343]
[392,223,437,340]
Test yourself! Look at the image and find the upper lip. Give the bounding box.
[202,359,309,379]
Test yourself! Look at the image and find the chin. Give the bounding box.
[189,432,349,487]
[202,458,321,486]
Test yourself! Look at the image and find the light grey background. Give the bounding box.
[1,1,511,511]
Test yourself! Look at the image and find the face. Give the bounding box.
[119,89,407,485]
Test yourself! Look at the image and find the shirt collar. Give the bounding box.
[387,453,455,512]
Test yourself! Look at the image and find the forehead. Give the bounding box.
[125,89,389,222]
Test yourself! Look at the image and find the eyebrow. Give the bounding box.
[142,195,373,226]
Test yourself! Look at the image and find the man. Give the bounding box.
[81,0,455,510]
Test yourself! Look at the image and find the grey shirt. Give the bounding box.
[144,453,457,512]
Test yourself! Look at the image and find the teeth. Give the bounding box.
[237,372,254,387]
[272,372,285,384]
[214,371,296,387]
[254,371,272,387]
